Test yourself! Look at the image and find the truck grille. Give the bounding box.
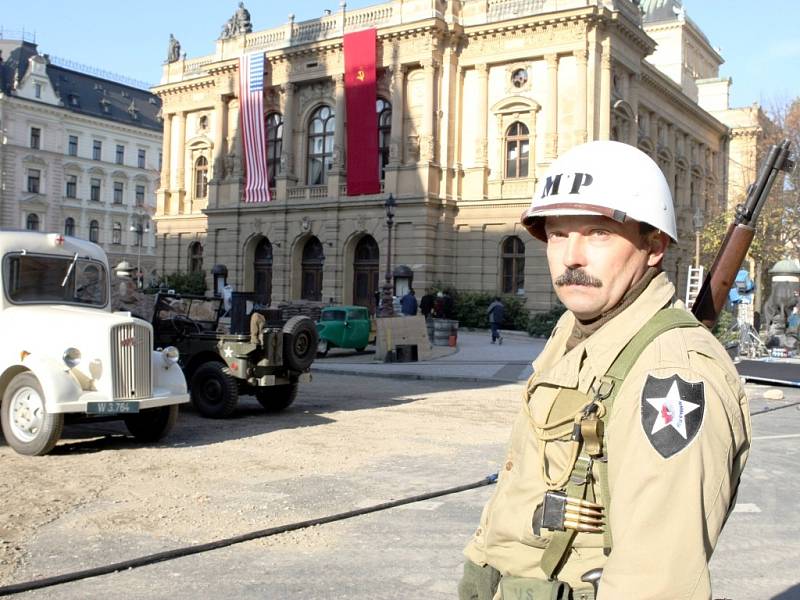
[110,323,152,400]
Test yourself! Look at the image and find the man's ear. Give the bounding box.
[646,231,670,267]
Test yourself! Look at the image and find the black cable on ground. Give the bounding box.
[751,400,800,416]
[0,474,498,596]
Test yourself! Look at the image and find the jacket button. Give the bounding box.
[475,528,482,536]
[505,461,513,471]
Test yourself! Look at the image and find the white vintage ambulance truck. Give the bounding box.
[0,230,189,455]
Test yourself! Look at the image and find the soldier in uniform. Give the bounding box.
[459,141,751,599]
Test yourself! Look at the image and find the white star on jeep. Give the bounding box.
[645,380,699,439]
[223,346,233,358]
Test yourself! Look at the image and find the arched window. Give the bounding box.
[501,236,525,294]
[26,213,40,231]
[266,112,283,188]
[89,220,99,243]
[194,156,209,198]
[505,122,529,179]
[377,99,391,180]
[307,106,335,185]
[301,237,324,301]
[189,241,204,273]
[64,217,75,237]
[112,222,122,245]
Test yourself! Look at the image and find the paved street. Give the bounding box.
[1,331,798,599]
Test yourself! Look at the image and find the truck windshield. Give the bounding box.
[3,253,108,307]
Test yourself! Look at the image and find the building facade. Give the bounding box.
[0,38,162,282]
[153,0,756,312]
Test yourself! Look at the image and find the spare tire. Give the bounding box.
[282,316,318,371]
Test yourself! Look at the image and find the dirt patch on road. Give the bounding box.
[0,374,520,585]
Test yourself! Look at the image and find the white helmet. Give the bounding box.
[521,140,677,243]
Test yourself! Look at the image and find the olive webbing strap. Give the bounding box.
[540,308,700,579]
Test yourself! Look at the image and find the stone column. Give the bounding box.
[158,112,173,215]
[388,67,405,167]
[545,54,559,158]
[599,50,611,140]
[174,111,187,215]
[329,74,346,197]
[574,50,588,145]
[281,82,295,177]
[420,59,438,163]
[474,63,489,166]
[333,73,346,172]
[211,96,228,182]
[384,66,405,195]
[628,72,639,147]
[276,82,296,200]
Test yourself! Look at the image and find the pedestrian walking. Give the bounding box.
[400,288,418,316]
[458,141,751,600]
[487,297,505,344]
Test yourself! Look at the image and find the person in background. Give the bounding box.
[487,296,505,344]
[420,289,435,319]
[400,288,418,316]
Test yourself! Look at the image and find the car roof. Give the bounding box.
[322,305,368,311]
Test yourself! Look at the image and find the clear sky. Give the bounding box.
[1,1,797,108]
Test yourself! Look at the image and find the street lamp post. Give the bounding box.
[380,194,397,317]
[130,221,150,289]
[692,206,704,269]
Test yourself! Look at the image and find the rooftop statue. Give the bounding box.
[220,2,253,40]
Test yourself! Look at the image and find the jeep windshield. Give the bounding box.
[3,252,108,307]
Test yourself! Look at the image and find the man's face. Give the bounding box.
[544,214,667,321]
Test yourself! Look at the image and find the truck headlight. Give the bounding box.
[161,346,179,366]
[63,347,82,368]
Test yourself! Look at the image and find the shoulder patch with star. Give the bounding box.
[640,374,704,458]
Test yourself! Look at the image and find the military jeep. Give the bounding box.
[151,293,317,418]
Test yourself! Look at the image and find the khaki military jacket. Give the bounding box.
[464,273,751,599]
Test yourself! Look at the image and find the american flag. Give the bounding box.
[239,52,272,203]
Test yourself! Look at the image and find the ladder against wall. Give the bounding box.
[685,265,705,309]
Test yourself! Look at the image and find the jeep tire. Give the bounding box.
[124,404,179,442]
[282,316,318,371]
[255,382,298,412]
[190,361,239,418]
[1,372,64,456]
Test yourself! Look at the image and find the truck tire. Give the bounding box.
[283,316,318,371]
[190,361,239,418]
[1,372,64,456]
[255,382,298,412]
[124,405,179,442]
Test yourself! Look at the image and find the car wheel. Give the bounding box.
[190,361,239,418]
[1,372,63,456]
[317,338,329,357]
[283,316,318,371]
[124,405,179,442]
[255,382,298,413]
[355,346,367,353]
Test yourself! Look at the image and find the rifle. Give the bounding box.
[691,139,796,328]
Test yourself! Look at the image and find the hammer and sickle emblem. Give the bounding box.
[356,69,366,81]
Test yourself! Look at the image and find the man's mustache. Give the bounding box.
[554,268,603,287]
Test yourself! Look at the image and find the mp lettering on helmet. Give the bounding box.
[540,172,594,199]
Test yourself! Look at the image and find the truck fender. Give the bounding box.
[151,351,188,395]
[3,355,84,411]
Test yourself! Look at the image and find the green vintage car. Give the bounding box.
[316,305,373,356]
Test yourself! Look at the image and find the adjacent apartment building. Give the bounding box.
[0,37,163,283]
[153,0,762,312]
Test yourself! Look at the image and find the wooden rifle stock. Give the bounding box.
[691,224,755,328]
[690,139,795,329]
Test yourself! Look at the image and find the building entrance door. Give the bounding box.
[301,236,324,301]
[353,235,379,314]
[253,238,272,305]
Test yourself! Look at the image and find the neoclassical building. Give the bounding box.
[153,0,759,312]
[0,37,162,280]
